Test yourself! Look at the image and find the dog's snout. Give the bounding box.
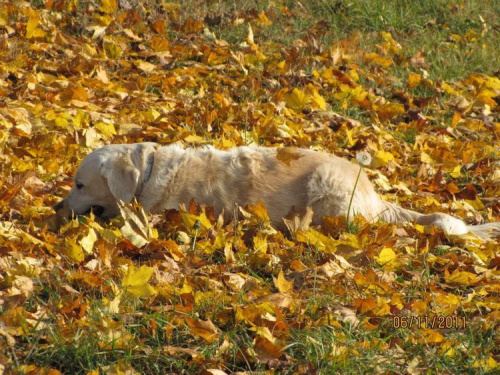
[53,200,66,212]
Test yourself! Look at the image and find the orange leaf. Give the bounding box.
[408,73,421,88]
[241,199,270,223]
[276,147,303,166]
[354,297,377,313]
[420,328,444,344]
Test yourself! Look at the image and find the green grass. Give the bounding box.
[170,0,500,80]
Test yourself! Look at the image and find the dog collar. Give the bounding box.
[136,151,154,199]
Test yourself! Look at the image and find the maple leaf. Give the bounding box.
[240,199,271,225]
[273,269,293,293]
[118,201,157,248]
[122,264,157,298]
[185,316,220,343]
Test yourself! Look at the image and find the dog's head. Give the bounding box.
[54,143,157,218]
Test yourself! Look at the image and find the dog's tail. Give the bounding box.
[378,200,500,241]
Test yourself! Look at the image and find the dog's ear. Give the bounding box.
[105,153,140,202]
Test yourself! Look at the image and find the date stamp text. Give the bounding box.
[392,315,466,329]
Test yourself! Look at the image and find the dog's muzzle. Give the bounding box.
[52,200,105,218]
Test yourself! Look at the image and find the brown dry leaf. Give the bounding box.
[163,345,202,359]
[185,316,220,343]
[254,336,284,362]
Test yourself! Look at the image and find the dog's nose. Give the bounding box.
[53,200,66,212]
[91,205,105,217]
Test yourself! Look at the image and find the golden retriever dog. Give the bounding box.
[54,143,499,240]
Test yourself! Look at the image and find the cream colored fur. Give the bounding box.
[56,143,499,240]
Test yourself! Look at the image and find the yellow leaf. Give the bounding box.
[122,264,157,298]
[79,228,97,254]
[375,103,405,121]
[274,269,293,293]
[464,198,484,211]
[276,147,303,166]
[253,234,268,254]
[451,111,461,127]
[375,247,397,269]
[104,39,122,59]
[246,23,255,44]
[441,82,461,96]
[445,269,476,286]
[415,224,425,233]
[284,88,308,110]
[333,84,367,106]
[134,60,156,73]
[372,150,394,168]
[364,52,392,68]
[296,228,337,253]
[256,12,272,26]
[0,8,8,26]
[449,165,461,178]
[64,237,85,263]
[95,122,117,139]
[375,247,397,266]
[275,60,287,73]
[178,279,193,295]
[420,152,434,164]
[72,110,88,129]
[26,10,46,39]
[144,108,161,122]
[306,84,326,110]
[408,73,421,88]
[100,361,140,374]
[180,211,212,233]
[100,0,117,14]
[473,356,499,370]
[184,134,206,144]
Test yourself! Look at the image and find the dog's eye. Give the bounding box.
[76,182,84,190]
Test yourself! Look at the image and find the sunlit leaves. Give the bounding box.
[0,1,499,373]
[100,0,117,14]
[25,9,46,39]
[284,85,327,111]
